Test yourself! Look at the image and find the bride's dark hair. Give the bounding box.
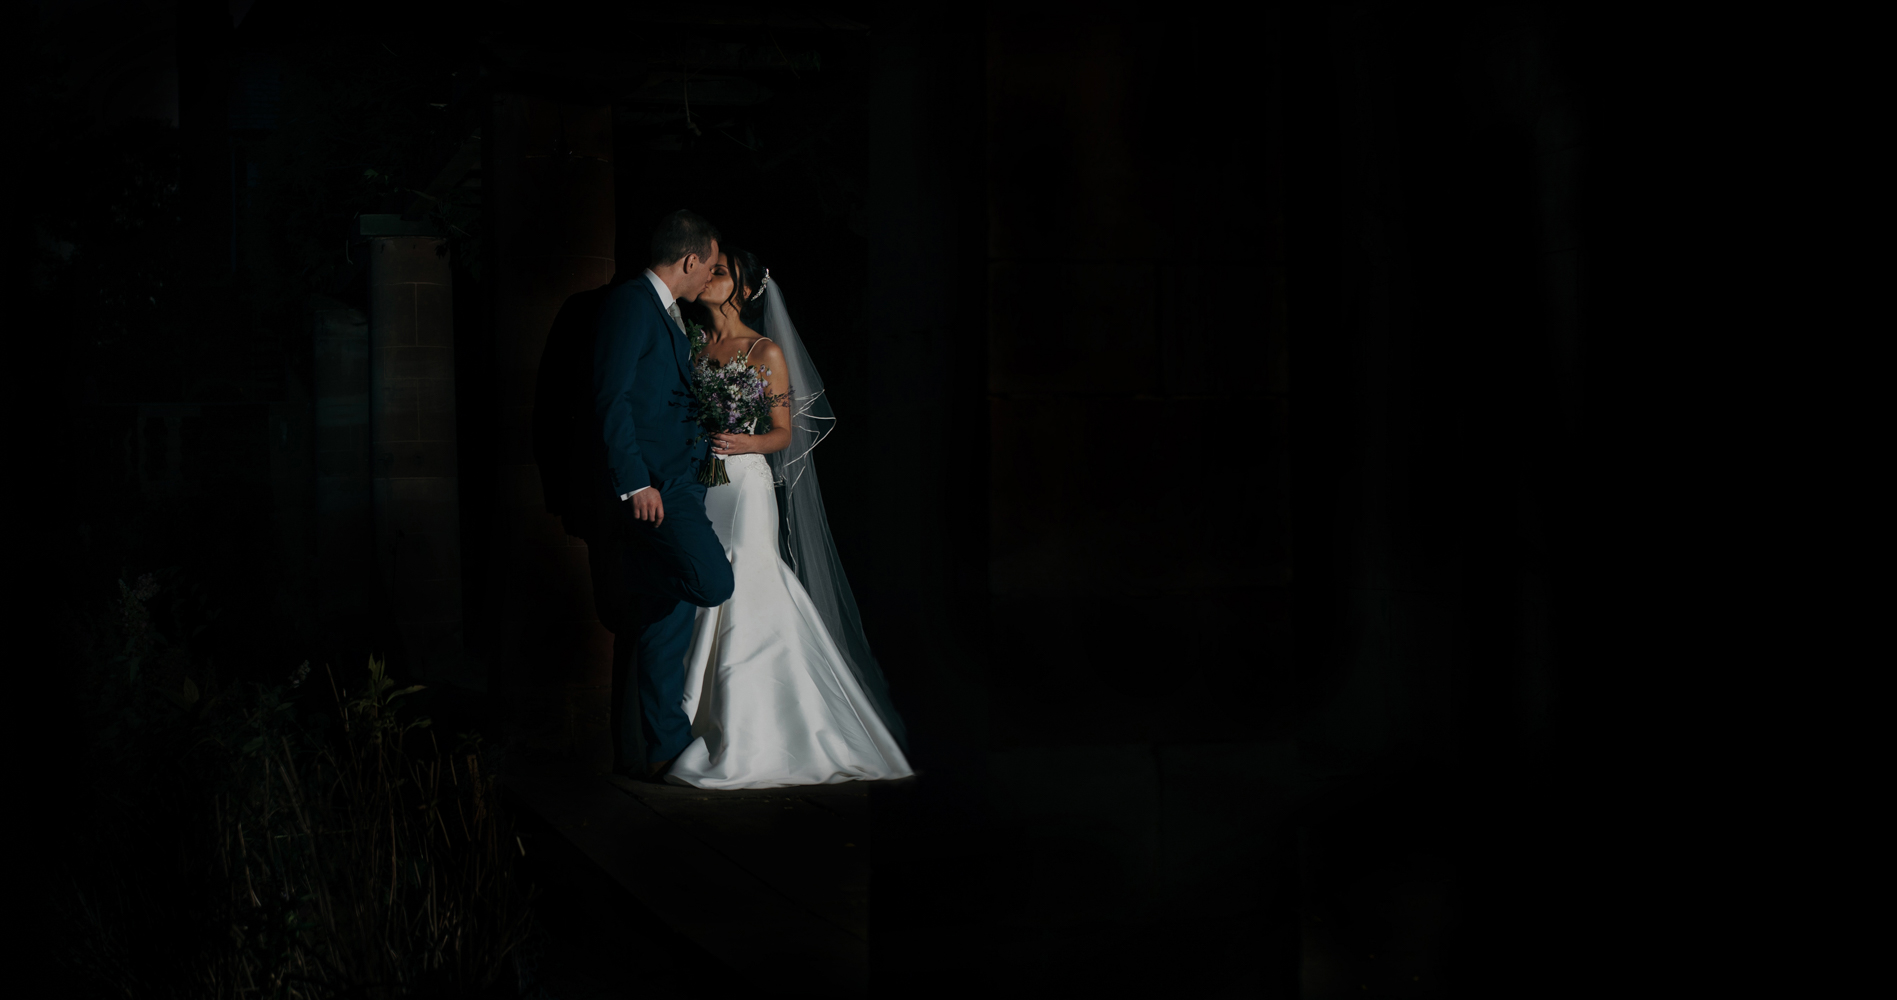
[686,246,767,330]
[721,247,767,326]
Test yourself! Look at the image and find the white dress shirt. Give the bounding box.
[620,269,688,501]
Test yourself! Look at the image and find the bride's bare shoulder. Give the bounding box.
[748,336,786,370]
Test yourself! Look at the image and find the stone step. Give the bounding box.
[502,766,869,998]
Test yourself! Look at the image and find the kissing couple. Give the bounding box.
[591,209,913,789]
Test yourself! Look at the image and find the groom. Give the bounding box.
[593,209,735,780]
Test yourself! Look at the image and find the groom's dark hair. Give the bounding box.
[649,210,721,268]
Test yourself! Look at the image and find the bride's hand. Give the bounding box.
[710,432,754,456]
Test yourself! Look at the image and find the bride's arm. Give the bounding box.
[710,339,794,457]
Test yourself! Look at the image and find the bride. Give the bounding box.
[661,248,913,789]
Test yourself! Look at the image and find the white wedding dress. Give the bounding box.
[666,449,914,789]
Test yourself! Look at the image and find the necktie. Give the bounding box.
[667,302,684,332]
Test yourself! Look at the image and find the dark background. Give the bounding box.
[19,0,1842,996]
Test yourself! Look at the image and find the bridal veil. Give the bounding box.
[756,280,910,752]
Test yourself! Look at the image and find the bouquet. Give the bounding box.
[684,323,789,486]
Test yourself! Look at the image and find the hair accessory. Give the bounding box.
[752,268,771,300]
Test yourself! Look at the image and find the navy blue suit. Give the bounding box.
[592,275,734,765]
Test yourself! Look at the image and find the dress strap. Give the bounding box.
[742,337,771,363]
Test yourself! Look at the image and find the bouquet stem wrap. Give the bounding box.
[700,454,731,487]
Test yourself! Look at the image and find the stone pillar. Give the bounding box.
[363,226,463,680]
[488,95,615,770]
[311,295,374,633]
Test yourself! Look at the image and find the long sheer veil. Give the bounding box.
[758,280,909,752]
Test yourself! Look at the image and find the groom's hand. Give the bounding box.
[628,488,665,526]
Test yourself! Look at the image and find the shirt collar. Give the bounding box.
[641,268,677,312]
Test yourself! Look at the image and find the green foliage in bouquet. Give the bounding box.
[683,321,789,487]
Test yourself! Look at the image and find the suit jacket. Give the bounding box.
[592,274,704,497]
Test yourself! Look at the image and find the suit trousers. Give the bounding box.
[618,479,736,765]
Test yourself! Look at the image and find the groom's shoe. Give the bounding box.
[642,757,676,783]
